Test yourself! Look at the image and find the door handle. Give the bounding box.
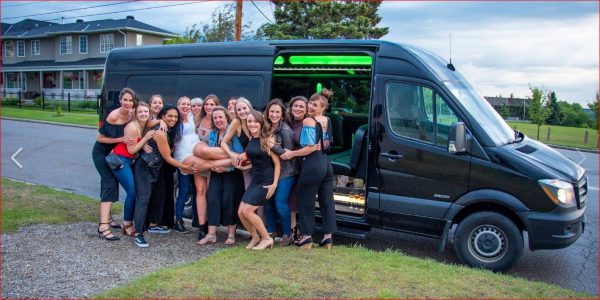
[381,152,403,160]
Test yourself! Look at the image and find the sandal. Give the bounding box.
[108,218,122,229]
[98,223,120,241]
[197,234,217,245]
[120,222,136,237]
[224,234,236,246]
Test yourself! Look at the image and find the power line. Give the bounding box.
[3,1,136,21]
[40,1,204,22]
[2,1,43,8]
[250,0,273,24]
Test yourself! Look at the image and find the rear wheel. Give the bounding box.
[453,211,523,271]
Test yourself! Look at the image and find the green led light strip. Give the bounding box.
[288,55,372,65]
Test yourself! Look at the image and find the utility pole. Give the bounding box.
[235,0,243,41]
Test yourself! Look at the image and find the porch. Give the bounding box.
[1,70,102,101]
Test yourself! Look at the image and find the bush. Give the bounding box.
[2,99,20,106]
[34,96,43,106]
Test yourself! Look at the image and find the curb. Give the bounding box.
[2,117,598,153]
[547,144,598,154]
[1,117,97,129]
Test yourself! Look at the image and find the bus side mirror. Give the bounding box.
[448,122,467,154]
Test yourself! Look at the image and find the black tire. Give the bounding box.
[453,211,523,271]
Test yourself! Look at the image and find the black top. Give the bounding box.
[238,129,250,149]
[94,122,125,154]
[246,138,274,185]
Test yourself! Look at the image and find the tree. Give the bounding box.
[528,86,548,140]
[164,4,255,44]
[164,24,201,44]
[588,92,599,129]
[500,103,510,119]
[544,91,563,125]
[202,3,254,42]
[257,0,389,40]
[559,101,592,128]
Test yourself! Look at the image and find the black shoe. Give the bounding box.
[197,223,207,240]
[134,234,149,248]
[173,220,190,234]
[296,236,313,249]
[319,237,333,249]
[98,223,120,241]
[108,218,122,229]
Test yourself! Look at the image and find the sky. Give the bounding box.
[1,1,598,106]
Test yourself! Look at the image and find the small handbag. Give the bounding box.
[140,150,163,169]
[105,153,124,170]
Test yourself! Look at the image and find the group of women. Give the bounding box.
[92,87,337,250]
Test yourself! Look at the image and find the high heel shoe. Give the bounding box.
[98,223,120,241]
[319,238,333,250]
[252,238,274,250]
[120,223,136,237]
[108,218,122,229]
[296,236,313,249]
[245,237,261,249]
[197,233,217,245]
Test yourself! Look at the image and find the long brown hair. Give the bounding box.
[264,98,288,134]
[247,109,271,154]
[200,94,220,119]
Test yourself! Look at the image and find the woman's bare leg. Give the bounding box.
[243,205,269,240]
[183,156,232,173]
[194,174,208,225]
[193,142,229,160]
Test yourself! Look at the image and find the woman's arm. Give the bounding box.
[125,124,155,155]
[264,151,281,199]
[154,131,196,173]
[220,119,241,159]
[96,133,130,145]
[280,118,317,159]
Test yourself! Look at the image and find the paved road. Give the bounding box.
[2,119,598,294]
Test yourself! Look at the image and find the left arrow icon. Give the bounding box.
[11,147,23,168]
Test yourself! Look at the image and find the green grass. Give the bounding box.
[1,106,98,127]
[1,178,121,232]
[99,246,590,298]
[507,122,598,150]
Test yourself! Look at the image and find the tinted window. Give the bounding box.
[126,75,178,103]
[182,75,265,108]
[386,81,458,147]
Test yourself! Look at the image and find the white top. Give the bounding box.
[174,112,199,163]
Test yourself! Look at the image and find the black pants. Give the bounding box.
[207,170,244,227]
[159,163,176,228]
[296,151,337,236]
[134,159,165,233]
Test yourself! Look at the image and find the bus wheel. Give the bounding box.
[454,211,523,271]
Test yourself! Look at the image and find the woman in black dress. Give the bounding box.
[92,87,136,241]
[237,110,281,250]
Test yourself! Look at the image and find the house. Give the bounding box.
[1,16,176,100]
[485,96,531,120]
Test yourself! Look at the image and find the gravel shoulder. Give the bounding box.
[1,222,226,298]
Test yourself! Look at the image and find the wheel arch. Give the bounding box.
[447,189,530,232]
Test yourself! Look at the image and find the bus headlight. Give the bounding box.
[539,179,576,208]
